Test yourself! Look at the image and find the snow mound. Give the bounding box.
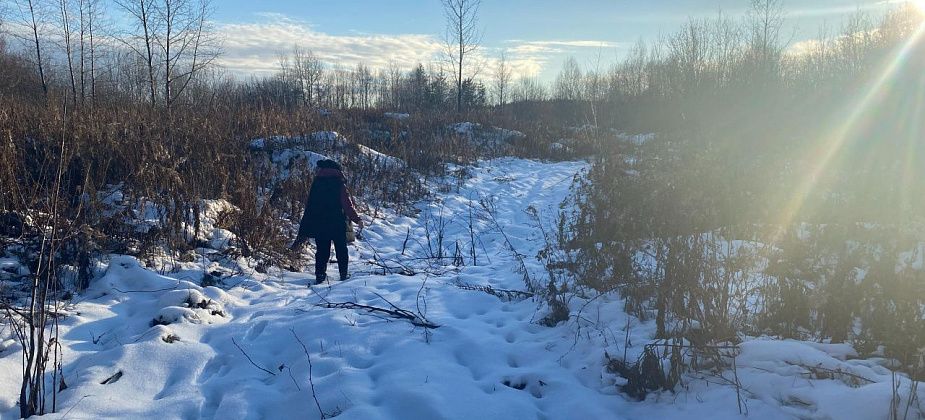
[310,131,405,169]
[248,138,267,150]
[357,144,404,169]
[251,132,405,172]
[194,200,238,250]
[384,112,410,120]
[549,142,571,153]
[725,338,906,419]
[450,122,526,152]
[617,132,655,145]
[94,256,228,329]
[156,288,226,314]
[97,256,179,292]
[0,338,16,354]
[452,121,479,135]
[568,124,599,134]
[272,147,330,169]
[89,187,240,245]
[0,257,28,278]
[738,340,883,382]
[154,306,201,325]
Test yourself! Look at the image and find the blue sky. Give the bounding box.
[212,0,904,80]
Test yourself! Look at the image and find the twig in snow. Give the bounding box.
[787,362,875,387]
[401,227,411,255]
[60,394,92,419]
[365,258,416,276]
[478,196,536,291]
[416,276,431,343]
[453,281,534,301]
[110,282,182,293]
[732,353,746,415]
[231,337,276,376]
[286,366,301,391]
[291,329,326,419]
[313,293,439,329]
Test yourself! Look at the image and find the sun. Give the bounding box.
[914,0,925,13]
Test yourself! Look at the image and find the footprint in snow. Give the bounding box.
[244,320,268,341]
[501,375,547,399]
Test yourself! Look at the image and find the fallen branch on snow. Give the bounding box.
[787,362,876,387]
[314,293,439,329]
[454,282,534,301]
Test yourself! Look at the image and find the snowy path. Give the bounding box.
[2,159,627,419]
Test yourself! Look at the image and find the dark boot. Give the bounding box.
[339,272,349,281]
[314,273,327,285]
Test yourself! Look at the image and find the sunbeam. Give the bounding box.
[772,20,925,240]
[914,0,925,13]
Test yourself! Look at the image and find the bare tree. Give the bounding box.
[492,50,512,109]
[77,0,87,103]
[115,0,217,109]
[610,39,649,98]
[708,12,743,89]
[57,0,79,105]
[115,0,159,106]
[355,63,373,109]
[12,0,49,98]
[441,0,481,113]
[513,75,547,102]
[286,45,324,107]
[554,56,583,101]
[77,0,104,106]
[159,0,218,112]
[668,19,710,92]
[747,0,785,81]
[382,61,402,109]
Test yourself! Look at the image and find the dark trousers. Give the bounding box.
[315,231,348,279]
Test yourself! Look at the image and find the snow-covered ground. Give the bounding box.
[251,131,406,173]
[1,158,921,419]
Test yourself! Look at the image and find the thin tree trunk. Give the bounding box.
[140,0,157,107]
[164,0,172,114]
[27,0,48,99]
[88,0,96,106]
[457,16,463,113]
[79,0,86,105]
[60,0,79,106]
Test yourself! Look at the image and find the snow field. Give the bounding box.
[1,157,921,419]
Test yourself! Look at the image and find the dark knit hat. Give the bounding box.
[317,159,342,171]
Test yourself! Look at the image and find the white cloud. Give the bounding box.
[786,38,825,56]
[788,3,888,18]
[215,15,445,76]
[785,27,883,57]
[497,39,624,78]
[215,15,620,81]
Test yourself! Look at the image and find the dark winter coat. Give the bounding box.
[296,168,361,241]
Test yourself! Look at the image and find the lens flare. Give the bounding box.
[771,22,925,242]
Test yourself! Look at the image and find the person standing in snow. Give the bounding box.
[291,159,363,284]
